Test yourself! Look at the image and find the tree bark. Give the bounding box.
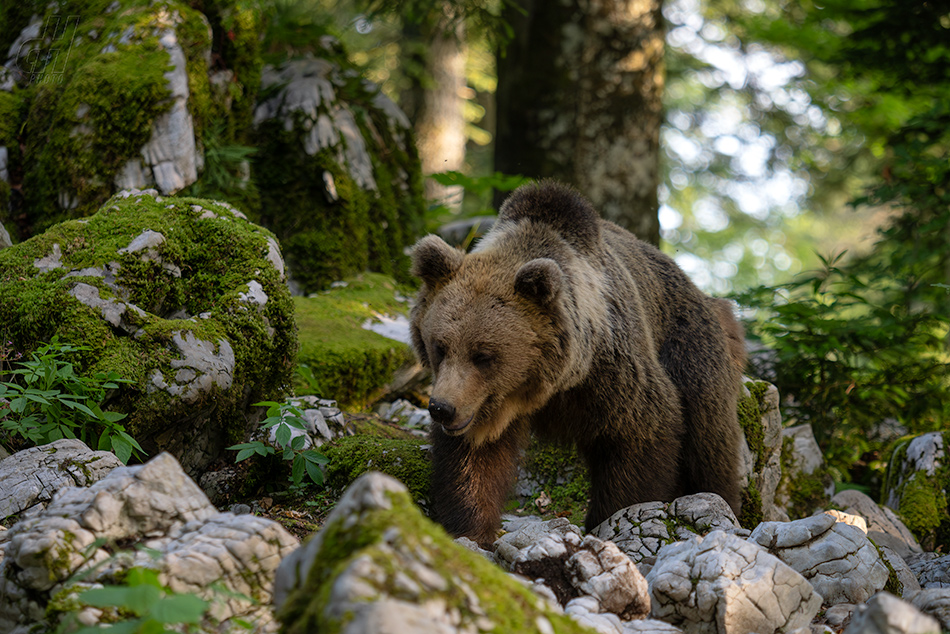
[495,0,664,245]
[415,12,468,210]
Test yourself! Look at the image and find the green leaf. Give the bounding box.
[303,450,330,465]
[150,593,208,624]
[291,455,305,486]
[275,424,292,448]
[112,435,133,465]
[305,459,325,485]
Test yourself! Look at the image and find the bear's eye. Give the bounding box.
[431,341,446,364]
[471,351,496,369]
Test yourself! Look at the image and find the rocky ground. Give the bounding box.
[1,395,948,634]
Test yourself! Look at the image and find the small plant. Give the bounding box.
[294,363,323,396]
[228,400,330,486]
[0,338,144,463]
[55,542,255,633]
[70,566,209,634]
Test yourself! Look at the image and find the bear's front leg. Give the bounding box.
[429,419,529,547]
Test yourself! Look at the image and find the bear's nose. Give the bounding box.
[428,399,456,425]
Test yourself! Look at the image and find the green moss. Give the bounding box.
[251,48,424,293]
[739,480,763,530]
[873,541,905,597]
[278,486,590,634]
[21,4,178,234]
[519,439,590,523]
[885,433,950,552]
[322,436,431,504]
[898,475,948,540]
[0,192,296,460]
[738,380,768,470]
[780,436,833,520]
[295,273,415,410]
[0,90,21,146]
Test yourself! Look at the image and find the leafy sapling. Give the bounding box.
[228,400,330,486]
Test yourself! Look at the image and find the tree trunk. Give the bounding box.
[495,0,664,245]
[415,12,468,210]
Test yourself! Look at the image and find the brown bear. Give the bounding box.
[410,181,745,545]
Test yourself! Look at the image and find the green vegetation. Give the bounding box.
[323,435,431,504]
[0,192,296,456]
[518,440,590,524]
[229,400,330,487]
[63,567,210,634]
[295,273,415,409]
[0,338,143,463]
[883,433,950,552]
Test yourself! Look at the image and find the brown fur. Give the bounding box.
[410,181,746,545]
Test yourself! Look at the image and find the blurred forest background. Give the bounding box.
[303,0,950,494]
[2,0,948,496]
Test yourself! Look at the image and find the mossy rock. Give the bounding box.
[322,435,431,507]
[275,473,590,633]
[737,379,786,527]
[0,190,296,474]
[295,273,417,410]
[2,1,266,241]
[514,438,591,524]
[251,52,425,293]
[883,431,950,552]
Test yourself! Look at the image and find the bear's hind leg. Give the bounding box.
[659,323,743,513]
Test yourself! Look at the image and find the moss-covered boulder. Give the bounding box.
[0,190,296,474]
[1,1,226,236]
[322,435,431,507]
[736,379,786,528]
[776,424,834,520]
[251,49,425,293]
[295,273,419,409]
[273,472,591,633]
[883,431,950,552]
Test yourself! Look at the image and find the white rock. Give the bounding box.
[749,514,889,604]
[0,440,121,520]
[0,453,294,632]
[831,489,922,558]
[843,592,941,634]
[591,492,746,576]
[912,554,950,589]
[910,588,950,630]
[647,530,821,634]
[566,535,650,619]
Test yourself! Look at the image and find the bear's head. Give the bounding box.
[410,234,566,447]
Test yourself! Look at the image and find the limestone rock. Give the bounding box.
[647,530,821,633]
[843,592,941,634]
[590,492,746,575]
[749,513,889,604]
[251,49,424,293]
[273,472,585,633]
[0,191,296,475]
[0,439,122,520]
[776,424,833,519]
[6,2,214,230]
[911,554,950,589]
[502,526,650,622]
[737,380,788,524]
[878,544,922,598]
[881,431,949,552]
[0,452,296,633]
[831,489,922,558]
[910,588,950,630]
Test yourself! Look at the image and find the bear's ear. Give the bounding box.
[411,235,464,287]
[514,258,563,306]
